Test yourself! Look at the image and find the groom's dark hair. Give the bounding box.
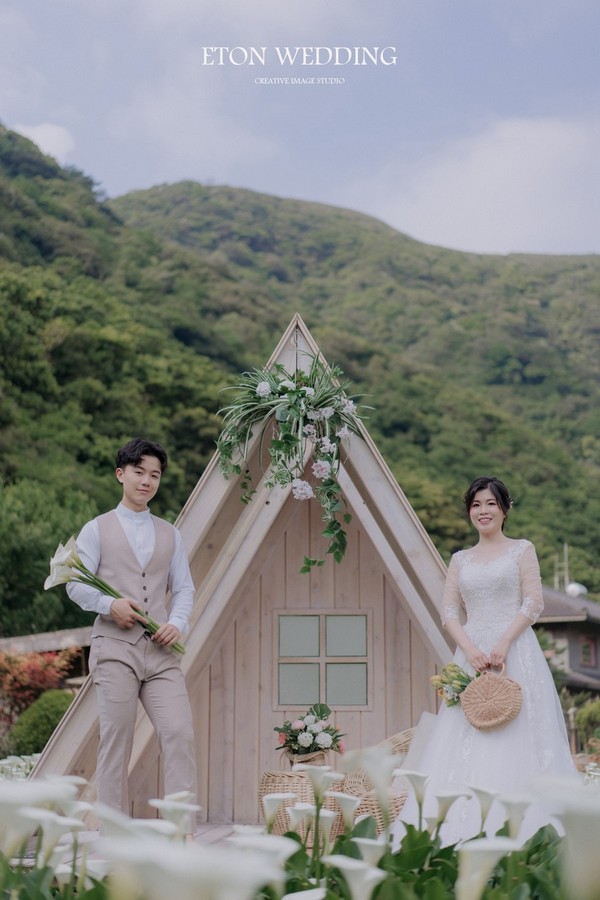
[115,438,168,473]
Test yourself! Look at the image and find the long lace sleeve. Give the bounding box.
[440,554,463,626]
[519,541,544,622]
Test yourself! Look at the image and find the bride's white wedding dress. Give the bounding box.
[392,539,580,847]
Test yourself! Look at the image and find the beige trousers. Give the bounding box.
[89,633,197,818]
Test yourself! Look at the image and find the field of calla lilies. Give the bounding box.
[1,746,599,900]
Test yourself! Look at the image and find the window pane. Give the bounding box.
[326,663,367,706]
[326,615,367,657]
[279,616,319,657]
[279,664,320,706]
[581,638,596,668]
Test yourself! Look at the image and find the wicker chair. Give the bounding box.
[337,727,414,835]
[259,726,415,837]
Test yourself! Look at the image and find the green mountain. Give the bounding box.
[0,124,598,636]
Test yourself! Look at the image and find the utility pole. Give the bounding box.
[553,543,570,591]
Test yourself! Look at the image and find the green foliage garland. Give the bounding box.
[217,353,367,571]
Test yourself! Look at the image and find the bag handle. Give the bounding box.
[481,664,506,676]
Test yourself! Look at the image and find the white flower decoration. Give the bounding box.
[256,381,272,398]
[316,732,333,749]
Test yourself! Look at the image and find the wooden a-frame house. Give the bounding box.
[33,315,452,826]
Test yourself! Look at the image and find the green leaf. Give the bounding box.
[350,816,378,839]
[307,702,332,720]
[388,825,437,874]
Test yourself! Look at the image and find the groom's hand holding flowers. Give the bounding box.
[45,536,186,655]
[110,597,147,629]
[152,622,184,649]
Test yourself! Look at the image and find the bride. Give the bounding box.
[392,475,580,847]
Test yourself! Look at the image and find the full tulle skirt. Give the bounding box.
[392,628,580,847]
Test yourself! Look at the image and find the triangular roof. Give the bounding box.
[33,315,451,809]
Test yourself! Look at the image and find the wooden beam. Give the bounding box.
[337,465,451,662]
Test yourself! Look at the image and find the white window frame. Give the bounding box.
[273,608,373,711]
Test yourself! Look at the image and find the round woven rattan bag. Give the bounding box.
[461,668,522,731]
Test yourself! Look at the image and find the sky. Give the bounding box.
[2,0,599,255]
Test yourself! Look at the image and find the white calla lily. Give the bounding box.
[260,792,297,830]
[292,764,344,799]
[498,793,534,841]
[0,779,81,858]
[287,802,316,831]
[282,889,326,900]
[325,791,361,829]
[94,801,176,840]
[56,799,94,819]
[0,778,79,810]
[18,807,85,866]
[352,836,388,867]
[341,746,398,826]
[232,823,266,835]
[56,856,112,891]
[556,793,600,900]
[424,815,439,835]
[468,784,499,831]
[45,842,73,875]
[316,807,337,848]
[94,802,138,837]
[131,819,180,839]
[393,768,430,830]
[148,797,201,836]
[0,803,40,858]
[164,790,195,803]
[434,789,470,825]
[227,832,299,866]
[101,836,282,900]
[456,837,519,900]
[322,854,386,900]
[393,769,430,806]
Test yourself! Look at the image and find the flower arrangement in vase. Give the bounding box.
[274,703,346,767]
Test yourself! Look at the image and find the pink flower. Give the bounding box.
[312,459,331,479]
[338,740,346,754]
[291,479,314,500]
[278,733,287,745]
[291,720,305,730]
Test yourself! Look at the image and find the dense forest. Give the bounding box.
[0,123,598,637]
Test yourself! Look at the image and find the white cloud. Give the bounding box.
[347,117,600,255]
[13,122,75,164]
[106,53,277,180]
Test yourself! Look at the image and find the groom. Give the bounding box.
[67,438,197,818]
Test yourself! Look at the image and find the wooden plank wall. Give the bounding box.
[194,492,439,825]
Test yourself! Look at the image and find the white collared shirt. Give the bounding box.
[66,503,194,635]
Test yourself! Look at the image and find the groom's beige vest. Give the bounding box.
[92,510,175,644]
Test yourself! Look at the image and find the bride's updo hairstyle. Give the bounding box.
[464,476,513,530]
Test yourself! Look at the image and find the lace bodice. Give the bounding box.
[440,539,544,649]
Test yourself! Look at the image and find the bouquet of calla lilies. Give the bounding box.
[431,663,476,706]
[44,537,185,655]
